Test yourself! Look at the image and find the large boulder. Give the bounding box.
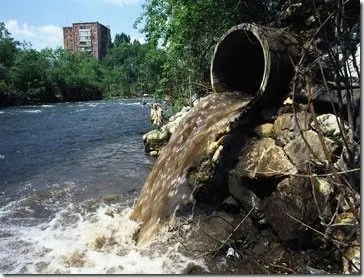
[233,137,297,179]
[273,112,312,145]
[227,137,298,223]
[174,210,259,253]
[283,130,338,168]
[143,129,170,156]
[261,177,319,245]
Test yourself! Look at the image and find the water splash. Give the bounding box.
[0,202,205,274]
[131,92,252,244]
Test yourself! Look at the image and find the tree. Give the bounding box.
[102,40,166,98]
[0,21,166,105]
[0,22,11,39]
[113,32,131,47]
[134,0,276,107]
[50,50,103,101]
[0,22,18,96]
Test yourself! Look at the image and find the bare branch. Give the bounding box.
[215,206,255,253]
[285,212,348,247]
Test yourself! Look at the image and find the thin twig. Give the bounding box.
[285,212,347,247]
[324,193,341,229]
[309,163,325,224]
[241,167,360,177]
[250,257,270,274]
[202,229,225,245]
[308,100,360,223]
[269,263,296,274]
[205,214,235,229]
[216,207,255,253]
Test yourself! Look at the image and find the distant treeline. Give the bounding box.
[1,0,359,108]
[0,23,165,106]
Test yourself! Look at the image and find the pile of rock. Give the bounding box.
[218,106,359,273]
[141,101,360,274]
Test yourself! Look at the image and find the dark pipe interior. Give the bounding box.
[213,30,265,95]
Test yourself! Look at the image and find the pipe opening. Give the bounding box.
[212,29,265,95]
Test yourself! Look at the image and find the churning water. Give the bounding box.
[0,100,204,274]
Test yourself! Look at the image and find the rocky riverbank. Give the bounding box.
[142,96,360,274]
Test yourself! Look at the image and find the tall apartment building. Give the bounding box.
[63,22,111,60]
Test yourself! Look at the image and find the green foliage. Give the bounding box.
[102,40,165,99]
[0,22,11,39]
[49,50,103,101]
[113,32,131,47]
[11,49,48,91]
[0,22,166,106]
[0,32,104,106]
[134,0,360,111]
[8,0,349,109]
[135,0,278,106]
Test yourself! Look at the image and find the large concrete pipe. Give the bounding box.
[211,23,301,108]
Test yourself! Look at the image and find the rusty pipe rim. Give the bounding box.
[210,23,270,96]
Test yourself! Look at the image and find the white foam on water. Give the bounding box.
[0,203,206,274]
[40,105,54,108]
[21,109,42,113]
[87,103,99,108]
[0,154,5,159]
[0,181,76,217]
[120,102,143,106]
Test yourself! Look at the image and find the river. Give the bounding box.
[0,100,204,274]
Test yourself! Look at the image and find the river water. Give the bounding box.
[0,100,204,274]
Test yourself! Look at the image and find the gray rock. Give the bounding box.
[227,171,265,220]
[310,114,348,138]
[168,106,191,122]
[212,145,224,163]
[143,129,170,154]
[283,130,338,167]
[234,138,298,179]
[343,242,360,274]
[311,177,334,219]
[262,177,319,243]
[273,112,312,145]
